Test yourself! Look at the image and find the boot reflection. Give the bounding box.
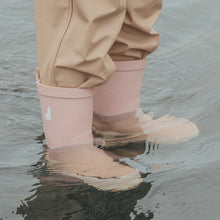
[16,144,152,220]
[45,144,142,192]
[93,108,199,148]
[106,142,146,159]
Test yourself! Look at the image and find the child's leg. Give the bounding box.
[93,0,199,148]
[109,0,163,61]
[34,0,128,148]
[34,0,142,189]
[94,0,163,117]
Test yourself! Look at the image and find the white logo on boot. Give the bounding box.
[45,107,52,121]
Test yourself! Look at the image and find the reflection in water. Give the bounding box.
[15,137,186,219]
[16,144,153,220]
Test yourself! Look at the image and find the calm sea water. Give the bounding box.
[1,0,220,219]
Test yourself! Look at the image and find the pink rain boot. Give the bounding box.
[93,58,199,148]
[94,58,146,116]
[35,68,94,148]
[93,58,150,148]
[35,68,142,191]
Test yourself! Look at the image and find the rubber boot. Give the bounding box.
[94,58,146,116]
[93,58,199,148]
[35,68,93,148]
[35,68,142,191]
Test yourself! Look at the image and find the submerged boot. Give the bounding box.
[35,68,142,191]
[93,58,148,148]
[93,58,199,149]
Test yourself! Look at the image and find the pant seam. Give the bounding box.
[120,0,127,11]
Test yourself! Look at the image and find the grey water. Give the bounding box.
[0,0,220,219]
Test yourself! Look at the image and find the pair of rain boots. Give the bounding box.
[35,58,199,191]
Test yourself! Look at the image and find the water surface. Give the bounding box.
[1,0,220,219]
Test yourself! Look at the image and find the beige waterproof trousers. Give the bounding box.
[34,0,163,88]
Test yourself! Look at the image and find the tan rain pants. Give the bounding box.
[34,0,163,88]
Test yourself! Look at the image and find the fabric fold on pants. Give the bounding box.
[34,0,163,88]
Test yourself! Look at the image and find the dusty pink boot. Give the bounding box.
[93,58,149,148]
[35,68,94,148]
[35,68,142,191]
[94,58,147,116]
[93,58,199,148]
